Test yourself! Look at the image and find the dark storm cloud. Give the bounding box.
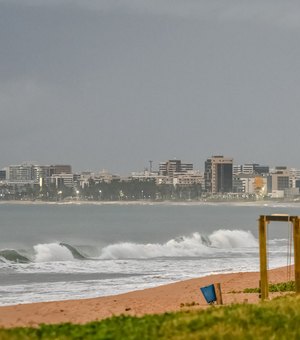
[1,0,300,173]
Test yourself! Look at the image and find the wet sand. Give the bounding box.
[0,266,293,328]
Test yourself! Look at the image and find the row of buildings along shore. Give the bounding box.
[0,156,300,200]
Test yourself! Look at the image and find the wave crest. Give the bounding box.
[0,230,258,263]
[209,229,257,248]
[0,250,30,263]
[34,243,75,262]
[99,230,258,260]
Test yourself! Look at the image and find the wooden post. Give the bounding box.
[259,216,268,300]
[293,217,300,294]
[214,283,223,305]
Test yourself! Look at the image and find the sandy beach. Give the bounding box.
[0,266,293,328]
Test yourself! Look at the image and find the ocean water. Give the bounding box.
[0,201,298,306]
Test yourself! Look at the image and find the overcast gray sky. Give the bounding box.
[1,0,300,174]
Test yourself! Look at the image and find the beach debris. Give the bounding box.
[200,283,223,305]
[180,301,199,308]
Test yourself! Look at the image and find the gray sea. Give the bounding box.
[0,201,298,306]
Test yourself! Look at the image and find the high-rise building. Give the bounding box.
[8,164,34,182]
[159,159,193,177]
[180,163,193,173]
[50,165,72,176]
[159,160,181,176]
[33,165,51,186]
[233,165,242,175]
[51,173,74,188]
[289,168,300,188]
[233,163,269,175]
[253,165,269,175]
[8,163,53,185]
[233,173,267,195]
[204,155,233,193]
[49,165,73,188]
[268,167,290,192]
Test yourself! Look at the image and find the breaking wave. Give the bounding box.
[209,229,257,248]
[0,243,88,263]
[99,230,258,259]
[33,243,88,262]
[0,230,258,263]
[0,249,30,263]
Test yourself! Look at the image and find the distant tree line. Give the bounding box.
[0,179,203,201]
[79,179,202,201]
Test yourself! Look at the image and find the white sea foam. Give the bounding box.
[0,230,271,263]
[0,232,288,306]
[209,229,257,248]
[99,230,258,260]
[2,230,280,266]
[34,243,74,262]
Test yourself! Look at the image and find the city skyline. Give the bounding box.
[1,156,299,201]
[1,1,300,173]
[0,155,299,176]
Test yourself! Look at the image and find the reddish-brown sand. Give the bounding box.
[0,266,293,328]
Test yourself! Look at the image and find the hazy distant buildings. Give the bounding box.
[233,173,268,196]
[254,165,270,175]
[97,170,120,183]
[131,170,158,181]
[2,157,300,200]
[51,173,74,188]
[231,164,300,198]
[50,165,72,175]
[205,156,233,193]
[157,159,199,187]
[5,163,73,188]
[233,163,269,175]
[159,159,193,177]
[289,168,300,188]
[180,163,194,173]
[0,169,6,181]
[49,165,73,188]
[159,159,179,176]
[233,162,269,195]
[33,165,51,186]
[233,173,253,193]
[173,171,204,187]
[8,164,34,182]
[268,167,290,192]
[131,160,202,188]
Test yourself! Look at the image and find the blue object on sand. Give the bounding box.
[200,284,217,304]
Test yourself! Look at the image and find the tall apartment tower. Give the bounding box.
[159,159,193,177]
[8,164,34,182]
[204,155,233,193]
[268,166,290,192]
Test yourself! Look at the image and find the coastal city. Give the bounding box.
[0,155,299,201]
[2,0,300,337]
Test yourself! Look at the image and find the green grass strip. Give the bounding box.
[244,281,295,293]
[2,295,300,339]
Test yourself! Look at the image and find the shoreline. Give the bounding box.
[0,199,298,207]
[0,266,293,328]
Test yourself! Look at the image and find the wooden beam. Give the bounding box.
[265,215,297,222]
[214,283,223,305]
[259,215,268,300]
[293,217,300,294]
